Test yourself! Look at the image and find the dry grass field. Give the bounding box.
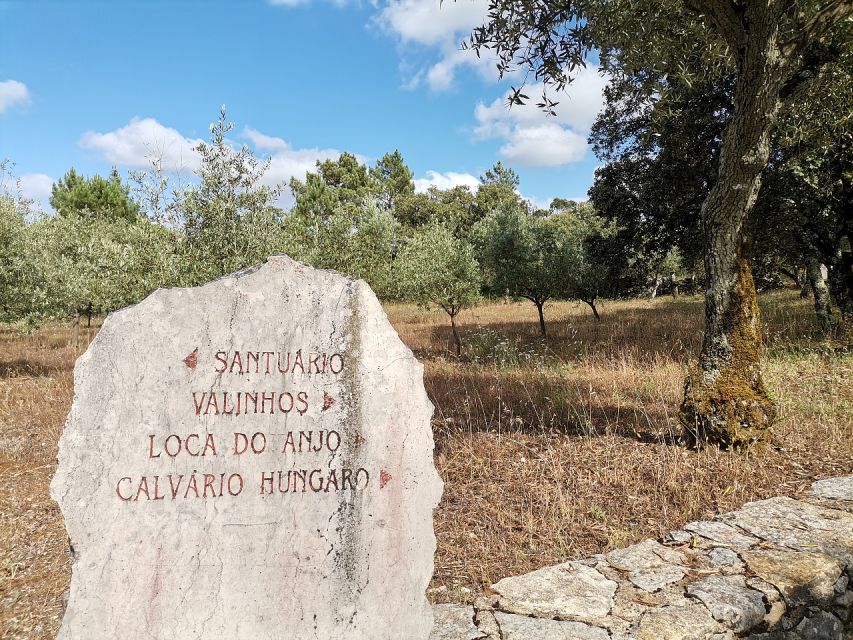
[1,290,852,638]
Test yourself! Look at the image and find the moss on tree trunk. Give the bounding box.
[680,15,786,449]
[681,255,775,449]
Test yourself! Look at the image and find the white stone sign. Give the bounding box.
[51,256,442,640]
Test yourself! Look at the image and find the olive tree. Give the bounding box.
[287,200,399,298]
[467,0,853,448]
[476,201,611,335]
[0,191,44,326]
[395,224,480,355]
[182,107,284,283]
[30,213,180,337]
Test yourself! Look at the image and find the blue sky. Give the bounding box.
[0,0,607,211]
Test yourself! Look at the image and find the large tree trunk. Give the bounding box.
[680,21,785,449]
[806,258,833,333]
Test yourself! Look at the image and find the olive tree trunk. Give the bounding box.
[807,258,833,333]
[680,16,786,449]
[828,248,853,318]
[535,300,547,337]
[449,312,463,355]
[72,309,81,352]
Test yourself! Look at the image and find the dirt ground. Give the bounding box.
[1,290,851,638]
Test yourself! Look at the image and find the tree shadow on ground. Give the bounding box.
[0,358,67,379]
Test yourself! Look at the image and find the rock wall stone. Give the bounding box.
[432,475,853,640]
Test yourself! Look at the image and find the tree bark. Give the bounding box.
[535,301,547,337]
[72,310,81,352]
[807,258,833,333]
[680,14,785,449]
[650,274,662,299]
[828,248,853,318]
[584,299,601,321]
[449,312,462,355]
[670,272,679,299]
[779,267,802,288]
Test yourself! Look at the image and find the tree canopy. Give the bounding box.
[50,167,140,222]
[467,0,853,448]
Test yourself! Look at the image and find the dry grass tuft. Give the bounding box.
[0,292,851,636]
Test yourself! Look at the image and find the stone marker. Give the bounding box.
[51,256,443,640]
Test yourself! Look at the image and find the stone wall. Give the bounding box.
[432,476,853,640]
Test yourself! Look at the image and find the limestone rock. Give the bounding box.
[667,530,695,545]
[430,604,484,640]
[473,610,502,640]
[606,539,687,592]
[686,575,766,632]
[492,612,610,640]
[683,521,757,549]
[720,498,853,567]
[811,476,853,501]
[635,603,724,640]
[741,548,842,607]
[491,562,617,622]
[51,257,443,640]
[707,548,744,574]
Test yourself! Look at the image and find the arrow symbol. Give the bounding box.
[183,348,198,369]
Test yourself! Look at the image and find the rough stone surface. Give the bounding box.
[741,548,843,607]
[683,521,758,549]
[435,477,853,640]
[720,497,853,566]
[606,539,688,592]
[491,562,617,621]
[635,604,724,639]
[794,611,843,640]
[811,476,853,501]
[492,612,610,640]
[707,548,745,573]
[686,575,766,632]
[430,605,484,640]
[51,256,443,640]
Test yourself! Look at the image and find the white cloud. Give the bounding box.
[376,0,487,46]
[241,127,363,188]
[474,66,609,138]
[78,119,351,201]
[375,0,496,92]
[499,123,587,167]
[0,80,31,114]
[243,127,290,152]
[19,173,54,201]
[263,147,343,187]
[473,65,608,167]
[79,117,203,172]
[413,170,480,192]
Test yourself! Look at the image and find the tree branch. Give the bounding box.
[779,40,837,107]
[783,0,853,57]
[683,0,746,50]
